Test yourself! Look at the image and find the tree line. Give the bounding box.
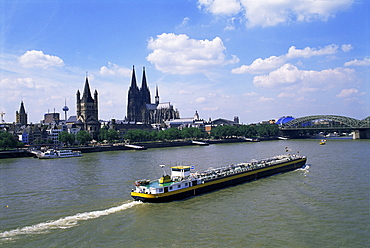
[123,124,279,142]
[0,124,279,149]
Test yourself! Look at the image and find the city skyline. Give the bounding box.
[1,0,369,124]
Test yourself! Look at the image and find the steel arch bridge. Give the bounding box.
[279,115,370,139]
[280,115,369,129]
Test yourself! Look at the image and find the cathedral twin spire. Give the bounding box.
[127,66,159,123]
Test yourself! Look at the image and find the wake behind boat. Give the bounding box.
[131,151,307,203]
[36,149,82,159]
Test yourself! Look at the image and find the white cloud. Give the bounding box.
[198,0,354,27]
[344,58,370,67]
[232,56,285,74]
[198,0,242,15]
[336,88,360,98]
[286,44,339,59]
[243,91,258,96]
[232,44,344,74]
[100,62,131,77]
[259,96,274,102]
[253,64,304,88]
[1,77,43,90]
[341,44,353,52]
[18,50,64,69]
[196,97,207,103]
[244,0,354,27]
[146,33,238,74]
[253,63,355,89]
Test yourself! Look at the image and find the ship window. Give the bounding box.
[178,185,181,188]
[169,186,173,190]
[158,188,163,193]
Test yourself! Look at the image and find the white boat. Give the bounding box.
[37,149,82,159]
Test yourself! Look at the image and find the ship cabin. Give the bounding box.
[133,165,203,195]
[170,166,191,181]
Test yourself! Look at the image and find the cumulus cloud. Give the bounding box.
[18,50,64,69]
[146,33,239,74]
[232,56,286,74]
[286,44,339,59]
[253,63,355,89]
[198,0,354,27]
[100,62,131,77]
[344,58,370,67]
[232,44,343,74]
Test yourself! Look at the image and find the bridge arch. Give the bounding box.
[281,115,361,128]
[359,116,370,127]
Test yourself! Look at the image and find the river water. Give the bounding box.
[0,139,369,247]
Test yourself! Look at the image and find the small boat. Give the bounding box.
[124,144,147,150]
[131,152,307,203]
[319,139,326,145]
[37,149,82,159]
[191,140,209,146]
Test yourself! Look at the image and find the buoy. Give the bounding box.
[6,205,9,208]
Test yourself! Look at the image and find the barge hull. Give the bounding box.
[131,157,307,203]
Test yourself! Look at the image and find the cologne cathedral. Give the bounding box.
[126,66,179,124]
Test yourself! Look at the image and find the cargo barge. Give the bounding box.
[131,153,307,203]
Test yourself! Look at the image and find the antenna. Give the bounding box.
[62,98,69,122]
[159,164,167,176]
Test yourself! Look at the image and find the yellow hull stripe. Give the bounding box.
[131,158,306,199]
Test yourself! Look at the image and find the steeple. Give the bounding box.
[76,75,100,139]
[130,66,139,90]
[82,77,94,102]
[140,67,151,104]
[127,65,140,122]
[155,84,159,105]
[16,101,27,125]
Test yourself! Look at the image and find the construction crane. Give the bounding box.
[0,112,5,123]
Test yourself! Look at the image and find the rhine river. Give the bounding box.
[0,139,369,247]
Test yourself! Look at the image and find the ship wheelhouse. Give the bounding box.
[171,166,191,181]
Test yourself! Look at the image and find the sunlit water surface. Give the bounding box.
[0,139,369,247]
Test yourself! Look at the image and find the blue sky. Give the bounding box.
[1,0,369,124]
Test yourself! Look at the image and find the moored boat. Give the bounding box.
[131,152,307,203]
[37,149,82,159]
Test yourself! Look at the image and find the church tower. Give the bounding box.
[127,66,141,122]
[16,101,28,125]
[155,85,160,106]
[76,76,100,138]
[140,67,151,104]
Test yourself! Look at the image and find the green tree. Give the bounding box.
[181,127,208,139]
[58,131,76,146]
[99,128,119,142]
[107,129,119,142]
[0,131,19,149]
[158,128,181,141]
[124,129,151,142]
[76,130,92,145]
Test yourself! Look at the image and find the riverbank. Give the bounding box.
[0,138,267,159]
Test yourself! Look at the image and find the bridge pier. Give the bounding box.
[353,129,370,139]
